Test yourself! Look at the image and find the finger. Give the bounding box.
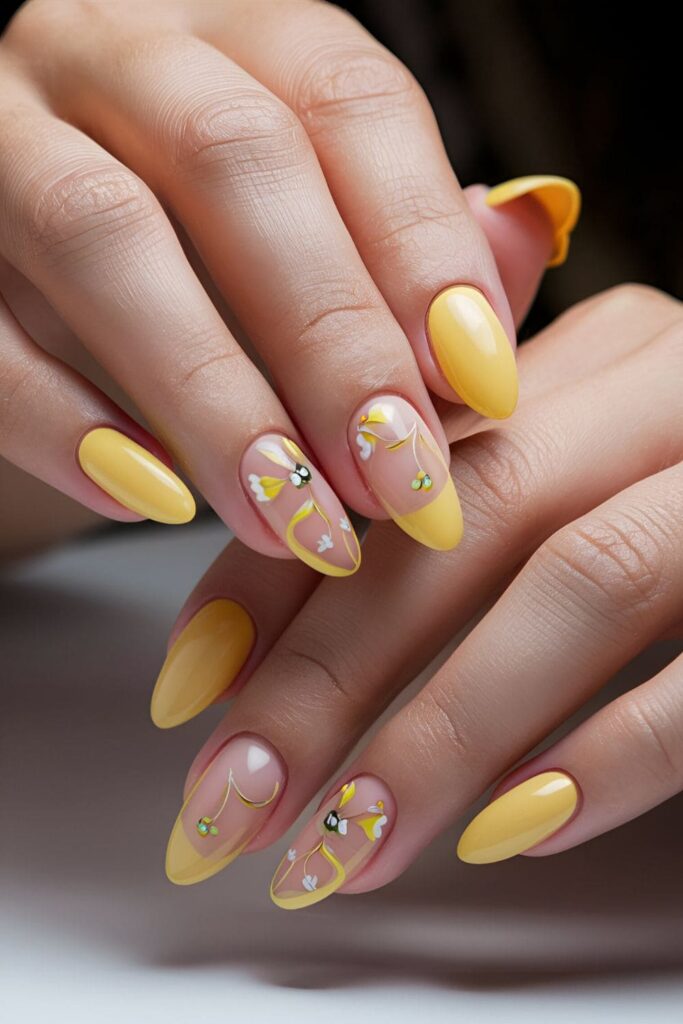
[458,642,683,865]
[465,178,580,327]
[164,294,682,888]
[0,78,360,575]
[0,293,194,524]
[14,20,463,553]
[150,539,319,729]
[204,0,526,414]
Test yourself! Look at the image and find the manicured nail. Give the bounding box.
[241,433,361,577]
[271,775,394,910]
[427,286,518,419]
[166,734,285,885]
[486,175,581,267]
[350,396,462,551]
[78,427,195,524]
[150,599,255,729]
[457,771,578,865]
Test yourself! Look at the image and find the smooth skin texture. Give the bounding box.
[160,284,682,907]
[0,0,581,566]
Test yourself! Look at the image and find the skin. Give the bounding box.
[0,0,525,557]
[166,283,683,894]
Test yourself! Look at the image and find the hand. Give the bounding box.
[0,0,578,573]
[153,283,682,906]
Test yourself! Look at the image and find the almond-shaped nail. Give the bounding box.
[78,427,195,524]
[486,175,581,267]
[427,286,518,419]
[166,734,285,885]
[270,775,395,910]
[151,599,255,729]
[350,396,462,551]
[241,434,361,577]
[457,771,579,865]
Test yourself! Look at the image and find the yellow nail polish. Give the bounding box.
[457,771,578,865]
[78,427,195,524]
[485,175,581,267]
[427,285,518,419]
[151,599,255,729]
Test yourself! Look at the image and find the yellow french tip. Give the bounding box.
[427,285,518,419]
[457,771,579,865]
[78,427,195,524]
[394,476,463,551]
[485,175,581,267]
[151,599,255,729]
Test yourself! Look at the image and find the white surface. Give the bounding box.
[2,519,682,1022]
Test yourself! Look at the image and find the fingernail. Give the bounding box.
[486,175,581,267]
[241,433,361,577]
[150,600,255,729]
[427,286,518,419]
[350,395,462,551]
[270,775,395,910]
[166,734,285,885]
[78,427,195,524]
[457,771,578,865]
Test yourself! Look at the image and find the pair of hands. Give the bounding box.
[1,1,680,907]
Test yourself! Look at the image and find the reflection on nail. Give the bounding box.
[457,770,579,864]
[151,599,255,729]
[241,434,361,577]
[427,286,518,419]
[166,734,285,885]
[270,775,395,910]
[78,427,195,524]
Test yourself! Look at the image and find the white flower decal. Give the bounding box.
[368,805,388,839]
[339,517,351,531]
[302,873,318,892]
[248,473,269,502]
[356,432,373,461]
[287,848,297,862]
[317,533,334,553]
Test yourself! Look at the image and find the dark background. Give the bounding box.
[2,0,679,338]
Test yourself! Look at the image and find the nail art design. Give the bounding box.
[166,734,285,885]
[241,434,361,577]
[270,775,394,910]
[350,396,462,551]
[485,175,581,267]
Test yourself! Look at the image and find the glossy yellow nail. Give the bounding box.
[78,427,195,524]
[151,599,255,729]
[486,175,581,267]
[427,286,518,419]
[457,771,578,865]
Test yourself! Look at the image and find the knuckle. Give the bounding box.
[612,694,683,786]
[536,509,669,625]
[294,41,420,132]
[274,634,367,722]
[20,165,160,266]
[412,683,482,771]
[453,426,555,541]
[171,90,306,183]
[363,178,468,254]
[597,282,679,318]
